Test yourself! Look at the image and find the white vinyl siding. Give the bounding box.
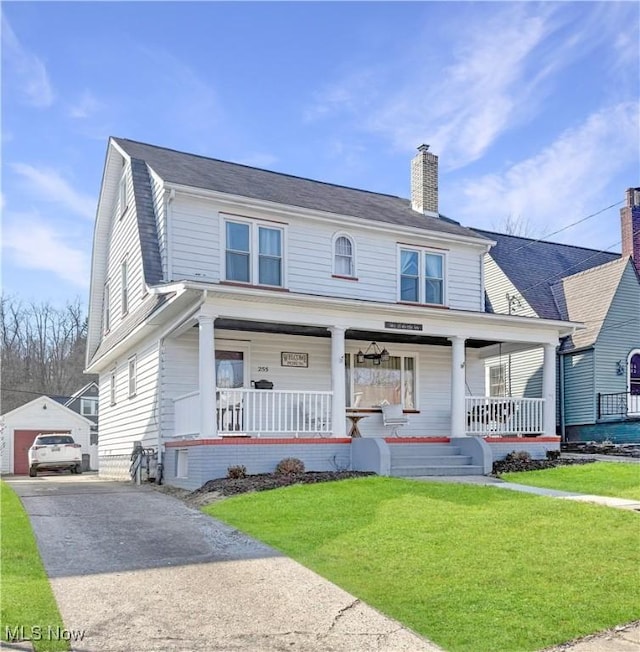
[104,162,145,326]
[99,338,160,456]
[109,369,116,406]
[167,194,485,311]
[117,169,128,218]
[483,255,538,317]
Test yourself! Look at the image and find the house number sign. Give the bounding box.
[281,352,309,367]
[384,321,423,331]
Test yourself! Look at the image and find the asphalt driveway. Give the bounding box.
[6,474,439,651]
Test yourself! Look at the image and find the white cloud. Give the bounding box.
[306,4,636,171]
[2,215,90,287]
[11,163,95,220]
[68,90,102,119]
[1,15,54,108]
[450,102,640,247]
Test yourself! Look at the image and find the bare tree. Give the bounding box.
[493,215,541,238]
[0,296,96,413]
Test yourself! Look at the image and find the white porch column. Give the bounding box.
[449,336,466,436]
[198,315,217,438]
[330,326,347,437]
[543,342,557,437]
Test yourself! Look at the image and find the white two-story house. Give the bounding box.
[86,139,579,488]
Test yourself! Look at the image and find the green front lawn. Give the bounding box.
[206,476,640,652]
[502,462,640,500]
[1,481,68,652]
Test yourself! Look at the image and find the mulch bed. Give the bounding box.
[492,456,596,475]
[192,470,376,498]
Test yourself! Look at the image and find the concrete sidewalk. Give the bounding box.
[6,475,440,652]
[411,472,640,511]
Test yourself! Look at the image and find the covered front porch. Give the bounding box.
[167,306,561,442]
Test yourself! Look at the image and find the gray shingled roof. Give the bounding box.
[473,229,619,319]
[113,137,488,241]
[130,158,163,286]
[550,257,628,350]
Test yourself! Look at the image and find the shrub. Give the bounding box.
[275,457,305,476]
[505,450,532,463]
[227,465,247,479]
[546,449,561,460]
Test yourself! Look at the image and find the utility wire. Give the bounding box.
[507,199,625,255]
[513,227,639,297]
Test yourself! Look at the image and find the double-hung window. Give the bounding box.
[224,219,283,287]
[81,397,98,417]
[334,235,355,277]
[488,364,507,397]
[121,259,129,315]
[128,357,137,398]
[399,247,445,305]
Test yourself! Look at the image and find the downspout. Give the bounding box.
[156,336,165,484]
[166,188,176,282]
[559,352,566,443]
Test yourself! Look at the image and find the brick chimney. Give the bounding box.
[411,144,439,217]
[621,187,640,272]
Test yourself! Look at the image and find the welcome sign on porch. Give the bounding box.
[281,352,309,367]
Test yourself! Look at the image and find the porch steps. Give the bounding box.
[388,442,482,477]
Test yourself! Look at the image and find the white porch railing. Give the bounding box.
[173,389,333,437]
[465,396,545,436]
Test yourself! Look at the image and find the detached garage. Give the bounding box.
[1,396,95,475]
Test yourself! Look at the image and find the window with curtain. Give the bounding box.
[258,227,282,286]
[225,222,251,283]
[399,247,445,305]
[215,351,244,388]
[334,235,354,276]
[224,219,283,287]
[345,354,416,409]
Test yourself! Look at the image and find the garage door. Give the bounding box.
[13,430,71,475]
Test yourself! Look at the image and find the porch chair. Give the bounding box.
[381,402,408,437]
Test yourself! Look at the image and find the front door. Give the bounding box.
[629,352,640,415]
[215,345,248,432]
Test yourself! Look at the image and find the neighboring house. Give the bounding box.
[63,381,99,426]
[477,187,640,443]
[0,396,96,475]
[85,138,578,488]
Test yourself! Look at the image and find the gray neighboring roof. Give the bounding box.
[473,229,619,319]
[113,137,489,242]
[550,257,629,351]
[130,158,163,285]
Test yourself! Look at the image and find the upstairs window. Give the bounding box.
[118,170,128,218]
[103,282,111,333]
[81,397,98,417]
[334,235,355,277]
[224,219,283,287]
[399,247,445,305]
[121,259,129,316]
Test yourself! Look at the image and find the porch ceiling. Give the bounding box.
[213,318,497,348]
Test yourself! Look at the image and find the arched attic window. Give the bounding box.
[333,234,355,278]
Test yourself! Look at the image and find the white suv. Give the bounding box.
[28,434,83,477]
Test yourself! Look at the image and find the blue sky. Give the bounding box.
[2,1,639,307]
